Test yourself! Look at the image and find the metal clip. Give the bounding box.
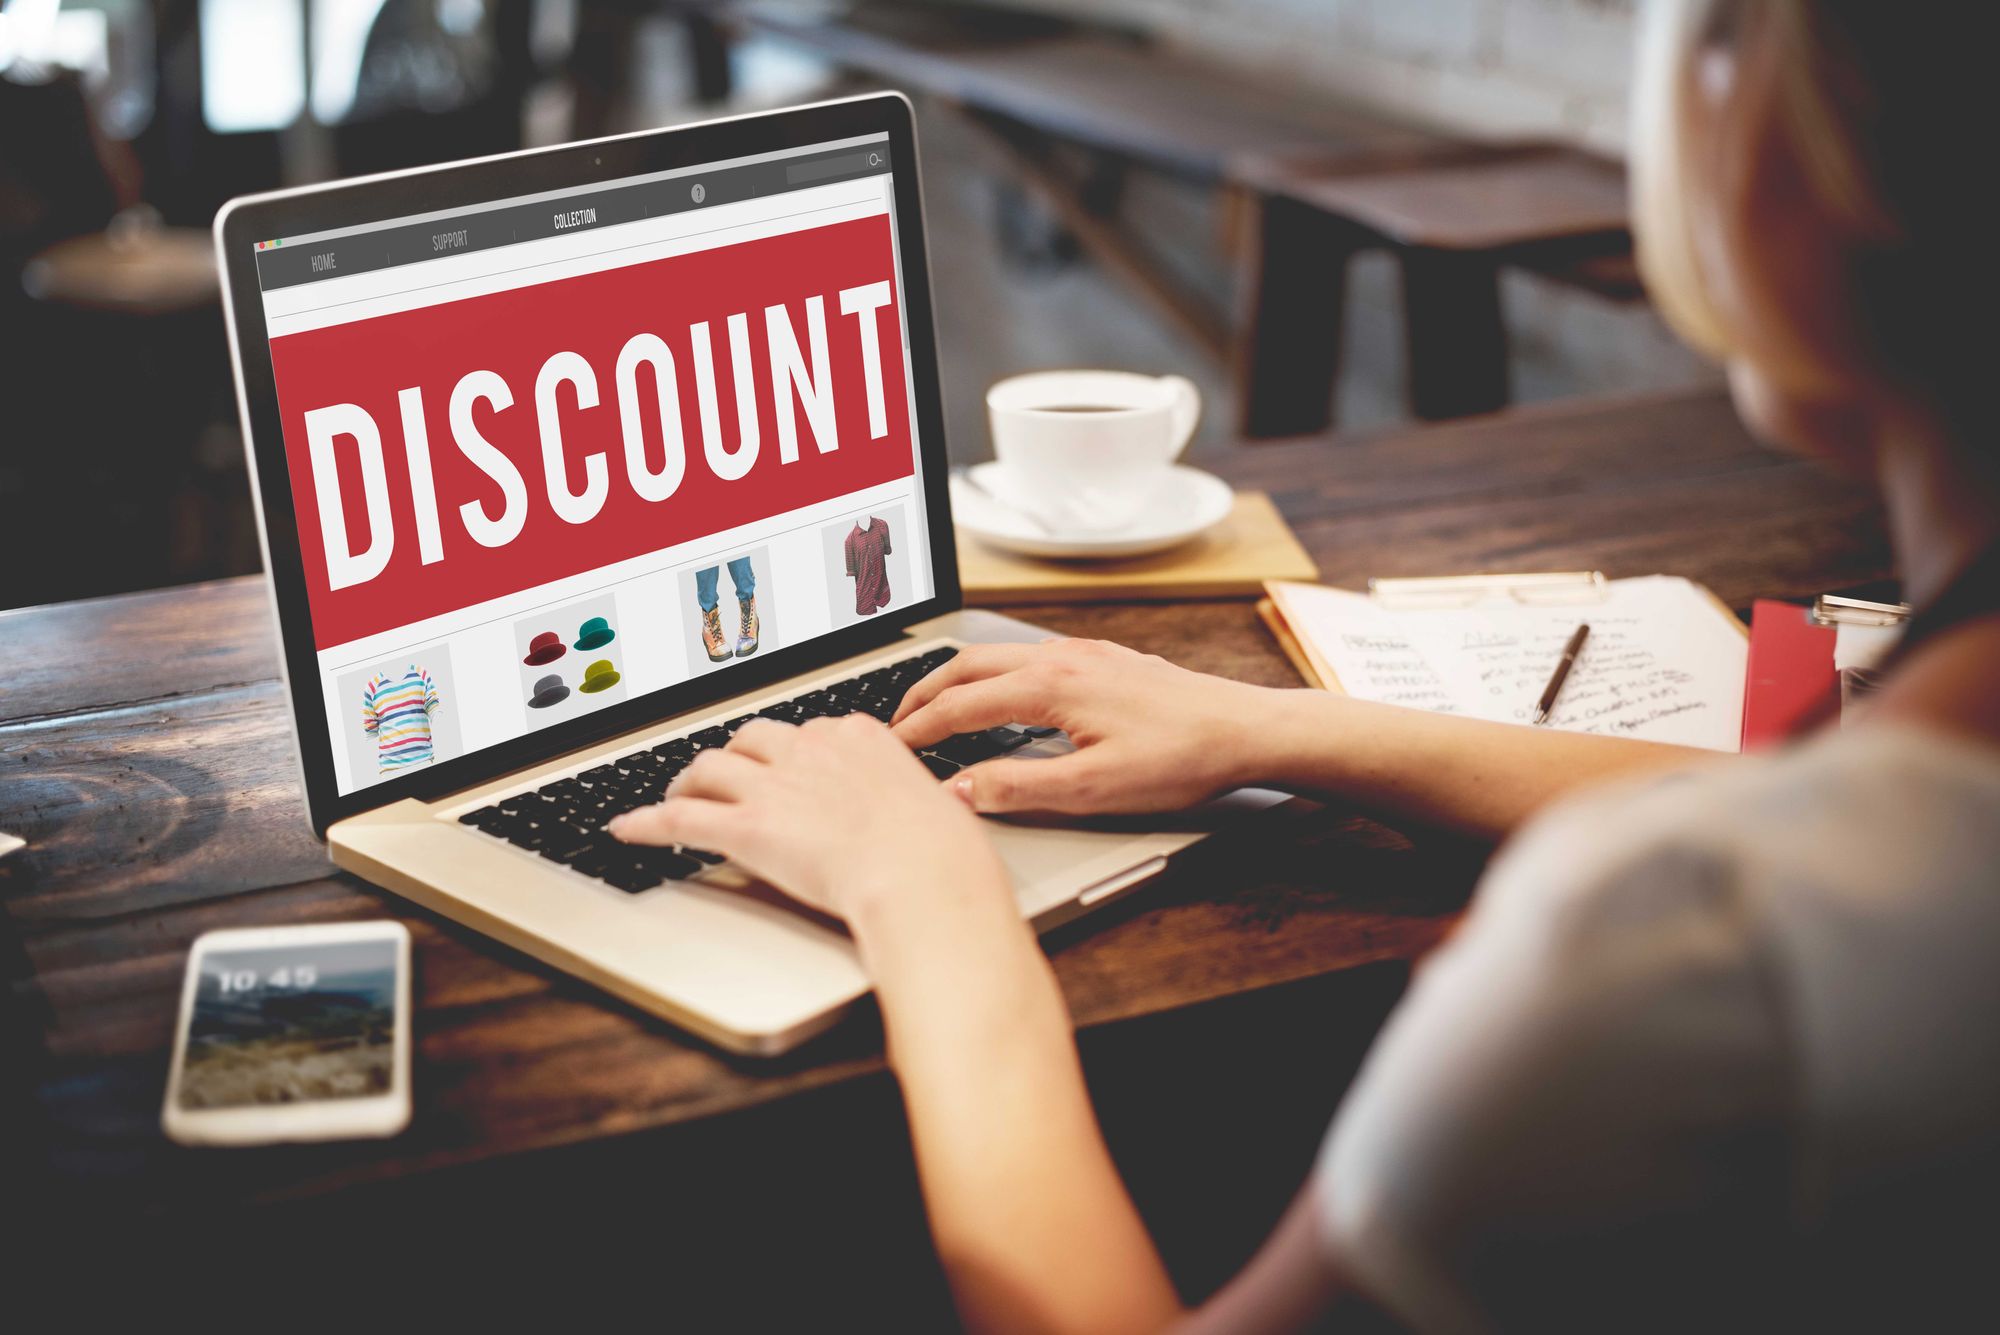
[1368,571,1608,610]
[1811,594,1909,628]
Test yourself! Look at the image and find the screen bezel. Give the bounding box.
[160,921,413,1145]
[215,93,961,837]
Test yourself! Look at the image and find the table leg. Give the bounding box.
[1234,195,1366,440]
[1400,248,1509,421]
[969,110,1229,361]
[683,9,734,105]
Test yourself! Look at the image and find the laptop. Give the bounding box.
[216,92,1279,1054]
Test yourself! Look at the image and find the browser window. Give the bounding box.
[251,134,934,795]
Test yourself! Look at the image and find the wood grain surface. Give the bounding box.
[1,389,1891,1211]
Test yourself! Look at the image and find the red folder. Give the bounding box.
[1742,600,1838,749]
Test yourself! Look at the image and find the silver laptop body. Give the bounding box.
[216,93,1278,1054]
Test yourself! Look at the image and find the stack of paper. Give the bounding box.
[1264,575,1750,752]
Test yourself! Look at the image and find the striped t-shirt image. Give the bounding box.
[361,665,442,773]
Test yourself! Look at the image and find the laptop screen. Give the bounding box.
[248,134,934,797]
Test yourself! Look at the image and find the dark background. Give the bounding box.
[0,0,1714,612]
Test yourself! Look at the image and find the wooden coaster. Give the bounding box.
[957,490,1318,604]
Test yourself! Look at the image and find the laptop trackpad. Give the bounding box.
[982,780,1291,916]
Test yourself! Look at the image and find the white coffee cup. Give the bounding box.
[985,370,1201,532]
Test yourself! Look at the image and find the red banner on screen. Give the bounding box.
[269,214,914,649]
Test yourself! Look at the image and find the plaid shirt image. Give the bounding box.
[843,517,893,615]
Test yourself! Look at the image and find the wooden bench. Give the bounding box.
[1233,143,1634,436]
[734,0,1450,361]
[734,2,1640,438]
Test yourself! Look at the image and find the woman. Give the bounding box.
[612,2,2000,1328]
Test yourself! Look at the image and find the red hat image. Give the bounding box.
[522,631,566,666]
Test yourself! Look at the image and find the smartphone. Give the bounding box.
[161,921,412,1146]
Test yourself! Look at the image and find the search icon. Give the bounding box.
[784,153,884,185]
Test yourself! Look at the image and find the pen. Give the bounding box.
[1533,623,1591,725]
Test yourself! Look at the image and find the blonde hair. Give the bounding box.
[1631,0,1985,441]
[1631,0,1737,359]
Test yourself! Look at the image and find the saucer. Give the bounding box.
[951,462,1234,559]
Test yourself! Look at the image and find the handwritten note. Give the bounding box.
[1330,628,1461,713]
[1268,576,1747,752]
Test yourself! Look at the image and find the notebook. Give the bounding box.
[1265,574,1750,752]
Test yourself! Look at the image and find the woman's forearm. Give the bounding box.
[1238,688,1723,840]
[854,884,1180,1335]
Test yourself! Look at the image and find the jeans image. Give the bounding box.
[695,556,757,611]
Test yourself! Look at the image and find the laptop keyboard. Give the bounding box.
[454,646,1056,894]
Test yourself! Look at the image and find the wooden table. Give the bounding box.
[21,226,220,316]
[2,389,1890,1311]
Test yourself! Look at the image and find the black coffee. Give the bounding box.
[1034,403,1126,412]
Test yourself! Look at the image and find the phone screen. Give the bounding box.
[177,938,401,1110]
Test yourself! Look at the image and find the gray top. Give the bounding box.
[1313,725,2000,1332]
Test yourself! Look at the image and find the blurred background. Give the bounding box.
[0,0,1717,611]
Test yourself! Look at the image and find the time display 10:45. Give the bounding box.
[213,963,319,993]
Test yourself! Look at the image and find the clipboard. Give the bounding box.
[1264,571,1747,696]
[1261,571,1752,751]
[1255,597,1324,688]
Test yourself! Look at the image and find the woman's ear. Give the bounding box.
[1726,360,1876,472]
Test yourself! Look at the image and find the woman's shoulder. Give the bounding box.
[1486,723,2000,1206]
[1313,728,2000,1329]
[1483,723,2000,939]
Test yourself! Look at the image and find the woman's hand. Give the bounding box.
[609,704,1185,1335]
[892,638,1284,815]
[607,714,1010,926]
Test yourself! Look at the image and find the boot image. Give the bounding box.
[701,604,730,662]
[735,595,760,657]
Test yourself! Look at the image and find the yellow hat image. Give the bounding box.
[577,658,621,693]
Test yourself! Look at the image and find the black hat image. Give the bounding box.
[527,673,570,708]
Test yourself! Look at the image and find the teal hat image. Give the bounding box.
[574,615,616,651]
[578,658,621,693]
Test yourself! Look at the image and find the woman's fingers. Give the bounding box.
[891,643,1044,724]
[607,795,742,848]
[893,672,1054,750]
[666,747,765,802]
[722,716,797,762]
[948,752,1106,815]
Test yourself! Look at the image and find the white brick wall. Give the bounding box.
[1032,0,1640,155]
